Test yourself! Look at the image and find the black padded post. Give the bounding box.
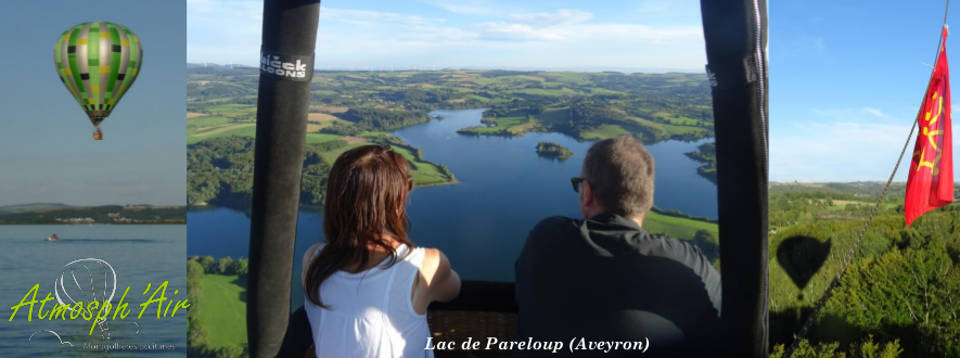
[247,0,321,357]
[699,0,769,357]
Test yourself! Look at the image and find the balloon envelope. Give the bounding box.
[54,21,142,127]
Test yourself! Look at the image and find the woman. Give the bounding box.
[302,144,461,358]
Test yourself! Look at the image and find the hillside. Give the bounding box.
[768,182,960,357]
[0,205,186,224]
[0,203,69,215]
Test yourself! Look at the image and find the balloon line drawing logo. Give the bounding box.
[54,258,118,340]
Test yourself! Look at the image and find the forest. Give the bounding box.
[0,204,185,224]
[535,141,575,160]
[684,141,716,183]
[767,182,960,357]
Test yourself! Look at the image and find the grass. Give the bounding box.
[188,123,349,145]
[188,123,256,144]
[579,124,631,139]
[305,132,346,144]
[390,145,452,186]
[205,103,256,117]
[643,211,719,241]
[187,115,235,130]
[457,115,532,136]
[314,139,453,186]
[195,274,247,350]
[516,87,579,96]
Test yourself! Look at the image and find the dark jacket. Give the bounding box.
[514,214,722,357]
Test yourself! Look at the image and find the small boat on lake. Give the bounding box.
[45,234,59,242]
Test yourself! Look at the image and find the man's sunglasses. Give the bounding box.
[570,177,586,193]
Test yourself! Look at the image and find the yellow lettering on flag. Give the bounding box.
[916,90,946,174]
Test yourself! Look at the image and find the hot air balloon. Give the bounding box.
[54,22,142,140]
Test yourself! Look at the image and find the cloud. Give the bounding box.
[862,107,889,119]
[477,9,594,41]
[420,0,498,15]
[771,120,913,182]
[188,0,707,71]
[320,8,441,27]
[507,9,594,27]
[772,107,960,182]
[478,9,699,42]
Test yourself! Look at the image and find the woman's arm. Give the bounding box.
[413,248,462,314]
[427,249,461,303]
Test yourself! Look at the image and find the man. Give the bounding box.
[515,135,721,357]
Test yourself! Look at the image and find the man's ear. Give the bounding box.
[581,180,594,207]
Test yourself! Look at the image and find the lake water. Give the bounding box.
[188,108,717,309]
[0,225,186,357]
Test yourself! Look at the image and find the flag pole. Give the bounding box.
[781,2,951,357]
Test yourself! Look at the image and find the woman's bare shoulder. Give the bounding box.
[302,243,325,272]
[418,247,444,277]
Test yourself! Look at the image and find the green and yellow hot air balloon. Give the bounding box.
[54,21,142,140]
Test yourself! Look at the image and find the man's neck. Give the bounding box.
[585,212,645,228]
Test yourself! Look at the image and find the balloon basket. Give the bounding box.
[93,128,103,141]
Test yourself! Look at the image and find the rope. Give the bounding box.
[781,2,950,356]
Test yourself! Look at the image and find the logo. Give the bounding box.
[260,51,313,82]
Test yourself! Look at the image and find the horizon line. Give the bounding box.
[185,62,706,74]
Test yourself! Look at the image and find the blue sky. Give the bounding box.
[772,1,960,182]
[188,0,706,72]
[0,1,185,206]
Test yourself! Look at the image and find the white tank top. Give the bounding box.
[304,244,434,358]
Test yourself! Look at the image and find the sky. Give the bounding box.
[771,1,960,182]
[187,0,707,72]
[0,1,185,206]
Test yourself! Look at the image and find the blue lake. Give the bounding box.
[188,108,717,310]
[0,225,186,358]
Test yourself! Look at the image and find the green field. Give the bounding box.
[579,124,632,139]
[643,211,718,241]
[188,123,256,144]
[457,115,533,136]
[194,274,247,350]
[312,139,453,186]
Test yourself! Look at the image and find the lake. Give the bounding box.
[188,108,717,309]
[0,225,186,357]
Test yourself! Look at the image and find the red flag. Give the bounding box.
[905,27,955,226]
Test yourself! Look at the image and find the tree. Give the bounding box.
[217,256,234,275]
[198,256,216,274]
[214,345,245,358]
[229,258,249,277]
[187,317,209,353]
[187,260,204,293]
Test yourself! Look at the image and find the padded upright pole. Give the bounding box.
[699,0,769,357]
[247,0,320,357]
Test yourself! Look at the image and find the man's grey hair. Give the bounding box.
[582,135,655,217]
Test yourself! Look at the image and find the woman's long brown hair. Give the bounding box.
[304,145,415,308]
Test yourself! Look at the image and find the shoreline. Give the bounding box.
[0,222,186,225]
